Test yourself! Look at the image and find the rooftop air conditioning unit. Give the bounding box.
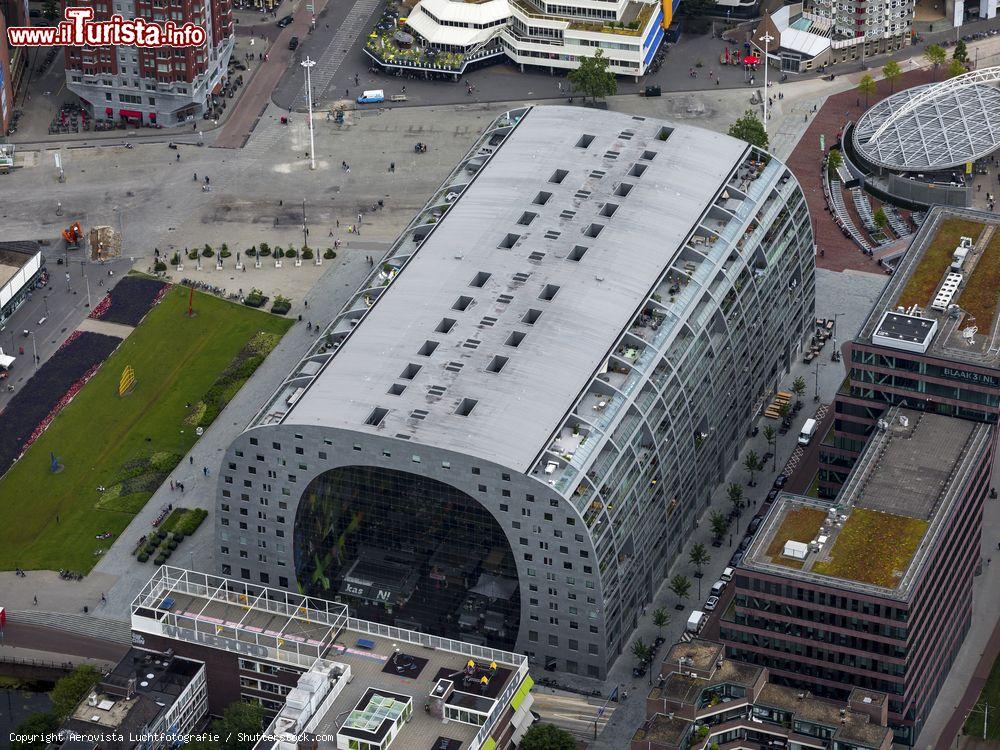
[898,414,909,427]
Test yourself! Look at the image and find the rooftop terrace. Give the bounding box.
[130,568,530,750]
[744,407,990,598]
[859,207,1000,365]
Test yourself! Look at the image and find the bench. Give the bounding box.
[389,94,407,102]
[356,638,376,650]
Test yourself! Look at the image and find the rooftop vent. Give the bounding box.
[534,191,552,205]
[470,271,491,288]
[497,293,514,304]
[400,363,421,380]
[539,284,560,301]
[568,245,588,262]
[549,169,569,184]
[603,150,620,160]
[657,126,673,141]
[505,331,527,348]
[436,318,457,334]
[528,251,545,262]
[498,233,521,250]
[410,409,429,420]
[445,361,464,373]
[590,170,606,179]
[365,407,389,427]
[486,355,509,373]
[428,384,447,396]
[512,272,531,283]
[395,433,411,440]
[560,209,577,220]
[417,340,439,357]
[575,189,591,200]
[479,316,498,327]
[576,134,595,149]
[544,230,562,240]
[618,130,634,140]
[455,398,478,416]
[463,339,481,350]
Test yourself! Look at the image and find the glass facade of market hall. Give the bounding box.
[293,465,520,650]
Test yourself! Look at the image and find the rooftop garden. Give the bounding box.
[365,31,466,70]
[813,508,928,588]
[764,506,827,570]
[955,225,1000,334]
[896,218,985,310]
[567,1,654,35]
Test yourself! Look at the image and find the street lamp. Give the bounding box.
[43,295,49,318]
[301,57,317,171]
[814,361,826,401]
[757,31,775,134]
[30,331,38,370]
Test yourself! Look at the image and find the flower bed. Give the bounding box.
[0,332,120,477]
[90,275,170,327]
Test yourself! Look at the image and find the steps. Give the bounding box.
[8,609,133,645]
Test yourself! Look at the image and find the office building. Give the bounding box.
[63,0,233,124]
[368,0,676,77]
[0,241,44,326]
[216,105,816,679]
[721,406,992,744]
[129,567,535,750]
[633,638,893,750]
[51,646,209,750]
[819,207,1000,494]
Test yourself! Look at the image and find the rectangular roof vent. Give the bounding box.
[512,272,531,283]
[618,130,634,140]
[400,363,421,380]
[428,384,448,396]
[549,169,569,184]
[528,251,545,263]
[629,163,648,178]
[410,409,429,420]
[657,126,673,141]
[436,317,457,334]
[599,203,619,218]
[498,233,521,250]
[518,212,537,226]
[463,338,482,350]
[641,150,657,160]
[470,271,491,288]
[576,134,596,149]
[568,245,588,262]
[479,316,498,327]
[445,361,464,373]
[544,230,561,240]
[603,151,619,160]
[534,191,552,205]
[560,209,576,220]
[365,407,388,427]
[497,293,514,304]
[505,331,527,348]
[417,340,439,357]
[584,223,604,238]
[455,398,478,416]
[486,355,509,373]
[387,383,406,395]
[395,433,411,440]
[590,170,606,179]
[522,309,542,325]
[539,285,560,301]
[615,182,634,197]
[453,295,474,311]
[574,189,591,200]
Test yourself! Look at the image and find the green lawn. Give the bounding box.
[0,285,292,572]
[964,648,1000,740]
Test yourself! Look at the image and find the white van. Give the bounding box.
[686,610,707,633]
[798,418,817,445]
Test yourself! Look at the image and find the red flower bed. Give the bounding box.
[0,332,119,477]
[92,276,168,326]
[89,294,112,319]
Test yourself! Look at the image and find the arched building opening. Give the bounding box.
[294,465,520,650]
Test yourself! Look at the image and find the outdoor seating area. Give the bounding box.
[763,391,792,419]
[802,317,835,363]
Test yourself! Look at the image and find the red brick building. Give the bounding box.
[63,0,233,124]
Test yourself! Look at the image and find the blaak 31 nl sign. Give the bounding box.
[942,367,999,387]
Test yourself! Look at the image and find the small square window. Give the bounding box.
[629,163,648,178]
[549,169,569,184]
[614,183,634,197]
[388,383,406,395]
[456,398,478,416]
[534,191,552,205]
[505,331,526,348]
[539,285,560,301]
[599,203,619,218]
[436,318,457,334]
[498,233,521,249]
[400,363,421,379]
[576,134,595,148]
[522,309,542,325]
[412,455,422,463]
[417,340,439,357]
[470,271,491,288]
[518,212,537,226]
[486,355,509,373]
[641,150,657,160]
[453,296,474,311]
[568,246,587,262]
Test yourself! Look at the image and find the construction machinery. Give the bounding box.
[62,221,83,250]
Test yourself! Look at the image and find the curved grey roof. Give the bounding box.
[283,106,750,471]
[853,81,1000,171]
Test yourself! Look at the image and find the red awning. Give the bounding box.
[119,109,142,119]
[105,107,113,115]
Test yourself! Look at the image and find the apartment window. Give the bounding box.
[539,285,560,301]
[470,271,491,287]
[549,169,569,184]
[576,134,595,148]
[533,191,552,205]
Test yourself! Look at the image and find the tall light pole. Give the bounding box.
[302,200,308,251]
[758,31,774,134]
[301,57,317,171]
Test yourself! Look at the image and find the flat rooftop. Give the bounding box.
[131,568,529,750]
[859,207,1000,366]
[277,106,750,472]
[0,241,40,290]
[744,407,990,598]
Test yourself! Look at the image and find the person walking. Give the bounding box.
[189,455,194,465]
[203,466,209,476]
[33,595,38,606]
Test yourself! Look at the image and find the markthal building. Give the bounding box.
[215,106,815,679]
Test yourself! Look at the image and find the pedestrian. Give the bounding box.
[170,480,175,491]
[33,595,38,606]
[346,165,350,175]
[101,593,106,604]
[358,212,363,223]
[190,455,194,465]
[304,300,308,308]
[390,162,395,172]
[336,219,340,227]
[176,153,180,162]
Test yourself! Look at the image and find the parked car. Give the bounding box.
[738,535,753,552]
[748,516,763,534]
[288,36,299,50]
[721,566,735,581]
[765,488,780,503]
[277,14,293,27]
[729,551,743,567]
[704,595,720,611]
[773,474,789,489]
[711,580,727,596]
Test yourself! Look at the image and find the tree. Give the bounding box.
[669,574,691,607]
[42,0,58,20]
[953,39,968,62]
[51,665,101,720]
[520,723,577,750]
[710,510,729,540]
[924,44,946,78]
[689,542,711,578]
[857,73,876,107]
[826,148,843,181]
[12,712,60,750]
[778,401,792,425]
[873,206,889,232]
[791,376,807,406]
[153,260,167,274]
[631,637,652,664]
[568,49,617,102]
[652,607,670,638]
[727,482,744,513]
[743,450,762,487]
[763,425,777,471]
[186,702,265,750]
[947,58,967,79]
[728,109,768,150]
[882,59,902,93]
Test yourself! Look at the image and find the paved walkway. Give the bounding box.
[75,318,135,338]
[0,622,128,664]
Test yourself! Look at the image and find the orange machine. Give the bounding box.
[62,222,83,247]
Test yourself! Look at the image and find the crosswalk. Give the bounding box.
[302,0,382,106]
